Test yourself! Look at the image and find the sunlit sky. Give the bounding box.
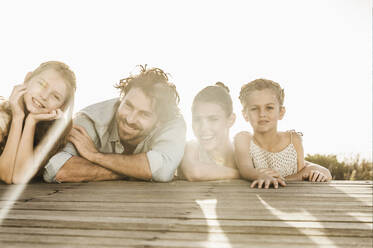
[0,0,371,161]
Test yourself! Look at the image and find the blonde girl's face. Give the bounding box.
[23,69,69,114]
[243,89,285,134]
[192,102,235,152]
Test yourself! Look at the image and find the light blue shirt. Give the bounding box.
[43,98,186,183]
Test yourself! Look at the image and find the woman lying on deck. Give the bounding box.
[179,82,241,181]
[0,61,76,184]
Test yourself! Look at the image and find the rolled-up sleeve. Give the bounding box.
[43,113,99,183]
[146,117,186,182]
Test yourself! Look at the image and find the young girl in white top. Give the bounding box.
[180,82,240,181]
[234,79,331,188]
[0,61,76,184]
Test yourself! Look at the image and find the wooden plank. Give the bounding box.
[5,209,372,223]
[0,232,372,248]
[2,200,372,211]
[1,227,371,246]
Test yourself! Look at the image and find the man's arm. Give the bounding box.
[43,113,100,183]
[68,117,186,182]
[55,156,125,183]
[68,125,152,180]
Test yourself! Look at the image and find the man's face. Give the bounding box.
[116,87,158,146]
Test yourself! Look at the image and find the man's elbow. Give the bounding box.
[151,168,175,182]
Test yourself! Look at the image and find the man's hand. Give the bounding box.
[301,166,329,182]
[250,172,286,189]
[68,125,99,162]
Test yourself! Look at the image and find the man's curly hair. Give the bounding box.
[115,65,180,123]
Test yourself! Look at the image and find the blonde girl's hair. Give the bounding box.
[27,61,77,109]
[239,78,285,111]
[29,61,76,156]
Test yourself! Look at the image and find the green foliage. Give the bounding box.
[305,154,373,180]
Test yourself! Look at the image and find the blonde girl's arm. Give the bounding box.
[285,132,305,181]
[0,85,27,184]
[0,114,24,184]
[233,131,257,179]
[304,161,332,181]
[180,141,240,182]
[12,110,62,184]
[234,131,286,188]
[286,132,330,182]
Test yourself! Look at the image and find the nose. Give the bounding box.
[259,108,266,117]
[199,119,209,132]
[39,88,50,101]
[126,110,138,124]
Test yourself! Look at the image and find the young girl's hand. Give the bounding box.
[9,84,27,117]
[27,109,63,124]
[251,173,286,189]
[301,166,329,182]
[258,168,282,178]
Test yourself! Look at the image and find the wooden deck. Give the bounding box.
[0,180,372,248]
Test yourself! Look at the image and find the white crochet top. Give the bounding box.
[250,131,298,178]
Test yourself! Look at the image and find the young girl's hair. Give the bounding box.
[26,61,77,110]
[192,82,233,117]
[239,78,285,111]
[0,61,76,164]
[31,61,76,156]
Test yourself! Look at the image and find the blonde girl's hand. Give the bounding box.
[28,109,63,124]
[9,84,27,117]
[251,173,286,189]
[258,168,282,178]
[302,167,328,182]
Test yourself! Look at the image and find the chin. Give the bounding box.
[200,141,217,152]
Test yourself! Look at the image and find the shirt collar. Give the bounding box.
[108,117,120,143]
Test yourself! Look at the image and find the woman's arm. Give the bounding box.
[180,141,240,182]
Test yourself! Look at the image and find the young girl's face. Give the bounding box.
[192,101,234,152]
[23,69,69,114]
[243,89,285,134]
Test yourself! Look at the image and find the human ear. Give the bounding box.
[23,72,33,84]
[279,106,286,120]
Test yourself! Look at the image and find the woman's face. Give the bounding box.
[23,69,69,114]
[192,101,235,152]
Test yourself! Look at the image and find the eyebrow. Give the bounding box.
[39,78,64,100]
[249,102,276,106]
[52,91,63,100]
[193,114,220,118]
[125,99,153,116]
